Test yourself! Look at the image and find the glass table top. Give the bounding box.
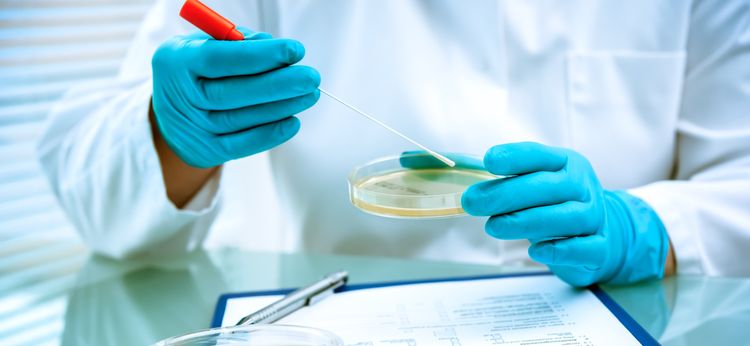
[1,247,748,345]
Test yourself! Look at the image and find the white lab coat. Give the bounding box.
[38,0,750,275]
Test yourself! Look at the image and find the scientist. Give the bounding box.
[38,0,750,286]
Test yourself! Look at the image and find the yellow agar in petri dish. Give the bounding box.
[348,154,498,219]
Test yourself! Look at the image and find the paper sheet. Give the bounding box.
[220,275,641,345]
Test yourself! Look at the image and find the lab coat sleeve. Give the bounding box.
[629,0,750,276]
[35,0,263,259]
[37,78,222,259]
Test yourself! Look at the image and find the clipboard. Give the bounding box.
[212,272,658,345]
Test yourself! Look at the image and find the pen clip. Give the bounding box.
[306,278,346,306]
[307,287,335,306]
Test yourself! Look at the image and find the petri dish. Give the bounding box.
[152,324,343,346]
[348,153,498,219]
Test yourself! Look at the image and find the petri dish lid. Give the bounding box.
[348,153,499,219]
[153,324,343,346]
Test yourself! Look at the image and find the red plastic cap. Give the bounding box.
[179,0,244,41]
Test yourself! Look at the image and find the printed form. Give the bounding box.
[220,275,642,345]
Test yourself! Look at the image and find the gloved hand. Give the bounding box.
[462,142,670,287]
[151,28,320,168]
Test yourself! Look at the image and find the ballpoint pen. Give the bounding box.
[236,271,349,325]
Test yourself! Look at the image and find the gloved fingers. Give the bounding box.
[216,116,300,159]
[180,31,212,40]
[185,27,270,40]
[462,170,587,216]
[245,31,273,40]
[399,151,485,170]
[234,26,273,40]
[484,201,599,240]
[202,91,319,134]
[483,142,568,176]
[198,65,321,110]
[527,236,607,268]
[546,265,601,287]
[187,38,306,78]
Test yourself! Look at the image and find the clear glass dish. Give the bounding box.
[348,153,497,219]
[153,324,343,346]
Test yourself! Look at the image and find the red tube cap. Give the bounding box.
[180,0,244,41]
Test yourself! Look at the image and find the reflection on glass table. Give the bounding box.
[1,248,748,345]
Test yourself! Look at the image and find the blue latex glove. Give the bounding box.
[151,28,320,168]
[462,142,670,287]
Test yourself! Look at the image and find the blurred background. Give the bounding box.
[0,1,153,344]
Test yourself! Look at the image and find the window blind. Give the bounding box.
[0,1,153,345]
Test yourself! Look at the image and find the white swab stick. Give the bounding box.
[319,88,455,168]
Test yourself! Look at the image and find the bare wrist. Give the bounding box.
[149,99,219,208]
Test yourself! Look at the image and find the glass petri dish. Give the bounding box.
[348,153,498,219]
[153,324,344,346]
